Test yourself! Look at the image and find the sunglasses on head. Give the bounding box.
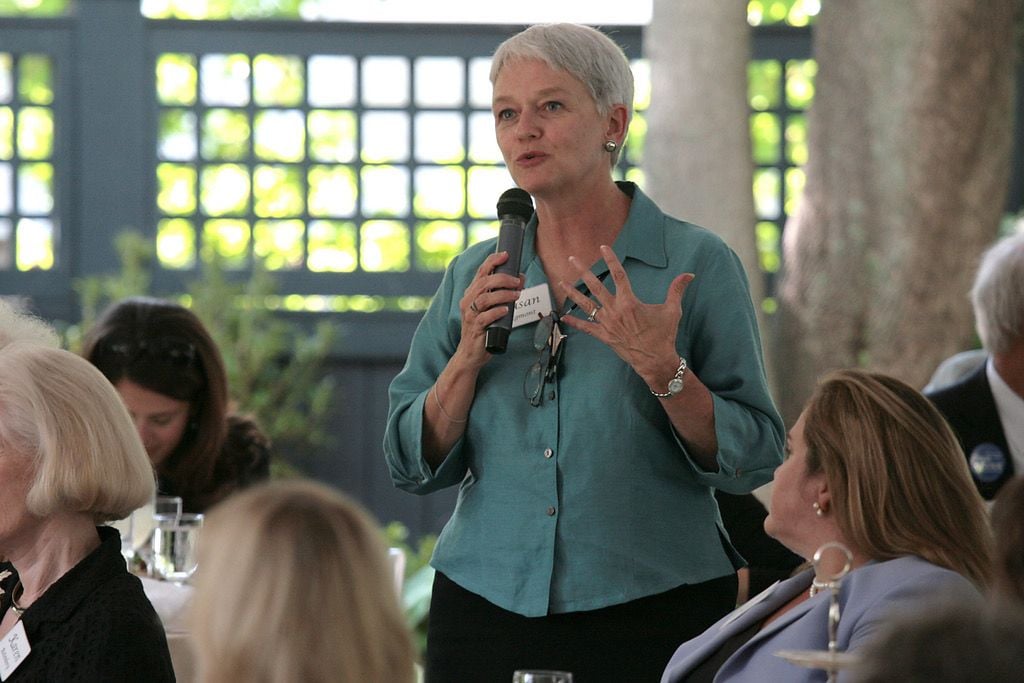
[102,336,197,367]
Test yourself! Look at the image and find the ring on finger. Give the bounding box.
[470,301,480,314]
[587,305,601,322]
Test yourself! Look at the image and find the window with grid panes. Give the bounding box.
[0,51,58,272]
[153,49,650,305]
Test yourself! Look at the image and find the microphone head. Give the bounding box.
[496,188,534,221]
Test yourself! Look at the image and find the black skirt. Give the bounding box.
[425,571,737,683]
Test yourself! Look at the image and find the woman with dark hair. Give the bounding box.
[82,296,270,512]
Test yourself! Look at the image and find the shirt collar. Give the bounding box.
[987,357,1024,468]
[522,181,669,277]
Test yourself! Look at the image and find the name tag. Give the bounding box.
[512,284,552,329]
[0,620,31,680]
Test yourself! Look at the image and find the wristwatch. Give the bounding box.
[650,357,687,398]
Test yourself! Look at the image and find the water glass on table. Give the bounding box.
[513,671,573,683]
[152,496,202,583]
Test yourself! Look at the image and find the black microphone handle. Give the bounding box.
[484,215,526,354]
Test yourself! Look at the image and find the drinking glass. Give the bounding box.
[151,512,203,583]
[513,671,573,683]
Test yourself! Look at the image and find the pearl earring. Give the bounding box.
[604,140,617,153]
[813,502,824,517]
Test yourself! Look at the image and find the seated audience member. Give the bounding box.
[189,479,416,683]
[82,296,270,512]
[852,600,1024,683]
[715,490,803,603]
[991,475,1024,604]
[0,301,174,681]
[926,231,1024,499]
[661,369,992,683]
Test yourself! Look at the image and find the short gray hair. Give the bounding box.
[0,343,155,521]
[490,23,634,164]
[972,231,1024,355]
[0,298,59,350]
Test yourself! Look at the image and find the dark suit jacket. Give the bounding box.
[926,361,1013,499]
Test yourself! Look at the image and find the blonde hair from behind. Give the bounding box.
[190,480,416,683]
[802,369,993,587]
[0,303,154,520]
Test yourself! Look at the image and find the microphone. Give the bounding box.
[484,187,534,354]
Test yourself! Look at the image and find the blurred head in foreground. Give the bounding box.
[190,479,416,683]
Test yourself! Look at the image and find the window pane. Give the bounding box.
[361,165,409,217]
[17,107,53,159]
[468,219,499,246]
[632,59,651,111]
[468,111,501,163]
[748,60,782,111]
[756,221,781,273]
[16,217,53,270]
[415,57,464,107]
[468,57,492,109]
[254,218,304,270]
[362,57,409,107]
[18,162,52,214]
[201,109,250,161]
[0,54,10,103]
[785,114,808,165]
[159,109,198,161]
[254,109,305,162]
[308,110,357,162]
[361,111,409,163]
[0,218,10,269]
[308,219,357,272]
[415,220,463,271]
[201,54,251,106]
[253,164,304,217]
[201,218,250,268]
[750,112,781,165]
[308,165,357,217]
[360,219,409,272]
[624,113,646,166]
[785,167,805,216]
[414,166,464,219]
[467,166,514,219]
[308,55,356,107]
[201,164,250,216]
[157,218,196,269]
[156,54,198,106]
[414,112,464,163]
[18,54,53,105]
[157,163,197,215]
[753,168,781,220]
[786,59,816,109]
[253,55,304,107]
[0,109,10,159]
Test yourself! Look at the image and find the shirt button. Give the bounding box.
[546,506,556,516]
[543,448,553,459]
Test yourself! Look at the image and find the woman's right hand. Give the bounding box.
[455,250,524,367]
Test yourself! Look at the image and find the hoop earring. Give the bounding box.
[604,140,617,153]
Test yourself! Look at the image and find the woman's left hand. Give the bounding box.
[558,245,694,382]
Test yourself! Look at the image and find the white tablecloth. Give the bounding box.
[141,576,195,682]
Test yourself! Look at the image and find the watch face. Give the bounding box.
[668,377,685,394]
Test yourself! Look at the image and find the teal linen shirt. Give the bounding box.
[384,184,784,617]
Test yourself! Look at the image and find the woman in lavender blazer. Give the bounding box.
[662,369,993,682]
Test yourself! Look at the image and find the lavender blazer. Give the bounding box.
[661,555,980,683]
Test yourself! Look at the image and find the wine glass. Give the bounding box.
[151,512,203,583]
[512,671,573,683]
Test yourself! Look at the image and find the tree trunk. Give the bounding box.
[644,0,763,313]
[774,0,1018,424]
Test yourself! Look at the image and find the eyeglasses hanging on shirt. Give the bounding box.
[522,271,609,407]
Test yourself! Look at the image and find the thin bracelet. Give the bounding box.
[432,386,468,423]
